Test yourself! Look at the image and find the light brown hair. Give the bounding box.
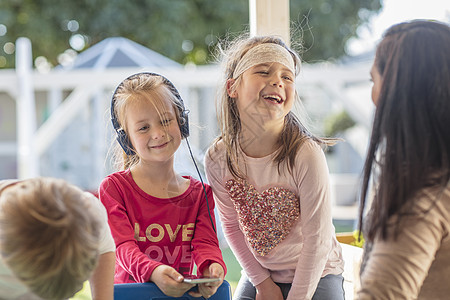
[0,178,101,299]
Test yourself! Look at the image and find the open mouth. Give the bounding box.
[263,94,283,104]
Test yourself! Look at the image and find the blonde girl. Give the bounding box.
[99,73,226,299]
[205,36,344,300]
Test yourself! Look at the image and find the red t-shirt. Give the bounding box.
[99,170,226,283]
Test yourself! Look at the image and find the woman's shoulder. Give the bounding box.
[414,181,450,216]
[389,181,450,235]
[0,179,18,192]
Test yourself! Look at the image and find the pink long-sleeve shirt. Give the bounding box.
[99,170,226,283]
[205,139,343,300]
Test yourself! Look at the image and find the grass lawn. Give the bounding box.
[222,246,242,291]
[70,281,91,300]
[333,219,356,233]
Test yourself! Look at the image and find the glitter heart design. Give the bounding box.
[225,179,300,256]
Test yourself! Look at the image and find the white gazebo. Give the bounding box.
[6,37,220,190]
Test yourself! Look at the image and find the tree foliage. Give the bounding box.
[0,0,381,68]
[290,0,382,62]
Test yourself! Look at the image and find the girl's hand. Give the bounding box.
[255,277,283,300]
[150,265,195,297]
[189,263,225,299]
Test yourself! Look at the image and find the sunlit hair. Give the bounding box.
[213,35,335,179]
[112,74,184,170]
[359,20,450,241]
[0,178,101,300]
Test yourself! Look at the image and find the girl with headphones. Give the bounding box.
[99,72,226,299]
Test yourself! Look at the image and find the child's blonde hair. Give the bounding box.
[111,73,186,170]
[214,35,334,179]
[0,178,101,300]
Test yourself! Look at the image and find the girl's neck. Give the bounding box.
[130,162,189,198]
[239,120,283,158]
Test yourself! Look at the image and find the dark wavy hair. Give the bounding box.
[359,20,450,241]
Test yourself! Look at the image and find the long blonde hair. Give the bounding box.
[0,178,101,299]
[214,35,334,179]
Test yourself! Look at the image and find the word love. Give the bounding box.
[145,244,191,264]
[134,223,195,242]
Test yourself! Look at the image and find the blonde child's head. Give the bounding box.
[222,35,301,89]
[0,178,101,299]
[217,36,300,136]
[215,35,331,178]
[111,73,188,170]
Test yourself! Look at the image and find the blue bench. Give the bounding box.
[114,280,232,300]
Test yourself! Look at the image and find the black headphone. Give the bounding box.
[111,72,189,155]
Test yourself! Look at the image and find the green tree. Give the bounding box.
[290,0,382,62]
[0,0,381,69]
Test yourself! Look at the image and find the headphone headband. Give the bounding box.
[110,72,189,155]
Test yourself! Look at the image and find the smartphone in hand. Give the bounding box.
[183,275,221,284]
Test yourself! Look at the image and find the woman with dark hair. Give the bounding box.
[357,20,450,299]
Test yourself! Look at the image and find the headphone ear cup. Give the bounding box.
[116,130,134,155]
[179,112,189,138]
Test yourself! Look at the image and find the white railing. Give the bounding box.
[0,59,372,196]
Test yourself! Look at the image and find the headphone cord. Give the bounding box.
[185,138,216,233]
